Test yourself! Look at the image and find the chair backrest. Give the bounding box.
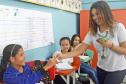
[26,61,35,68]
[47,66,55,80]
[85,49,94,59]
[71,56,81,70]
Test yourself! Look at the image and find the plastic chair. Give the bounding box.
[55,56,81,84]
[80,49,94,64]
[48,66,56,84]
[78,49,95,83]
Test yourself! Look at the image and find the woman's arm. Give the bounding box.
[111,41,126,56]
[43,58,57,71]
[97,39,126,56]
[58,43,89,59]
[110,23,126,56]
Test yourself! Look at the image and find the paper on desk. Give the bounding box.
[56,63,73,70]
[79,55,89,60]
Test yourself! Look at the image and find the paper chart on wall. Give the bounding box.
[0,5,54,56]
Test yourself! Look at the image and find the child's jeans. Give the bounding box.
[80,63,98,84]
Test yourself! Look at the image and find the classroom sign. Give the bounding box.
[21,0,82,13]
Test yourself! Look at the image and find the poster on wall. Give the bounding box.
[0,5,54,56]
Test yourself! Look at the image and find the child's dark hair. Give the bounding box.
[59,37,71,52]
[71,34,81,47]
[0,44,22,81]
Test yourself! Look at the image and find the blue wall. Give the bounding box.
[82,0,126,10]
[0,0,79,61]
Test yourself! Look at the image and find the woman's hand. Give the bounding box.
[55,43,89,60]
[97,39,126,55]
[97,39,113,48]
[43,58,57,71]
[53,52,64,62]
[53,52,62,59]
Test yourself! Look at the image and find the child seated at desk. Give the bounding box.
[53,37,73,70]
[53,37,75,84]
[71,34,98,84]
[0,44,57,84]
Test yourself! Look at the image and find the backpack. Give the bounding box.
[32,60,51,84]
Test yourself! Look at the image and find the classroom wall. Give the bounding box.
[0,0,79,62]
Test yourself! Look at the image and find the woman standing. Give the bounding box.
[57,1,126,84]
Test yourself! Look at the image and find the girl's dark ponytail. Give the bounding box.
[0,44,22,81]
